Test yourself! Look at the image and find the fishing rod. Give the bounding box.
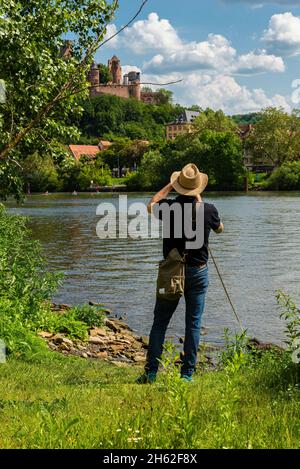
[208,246,244,331]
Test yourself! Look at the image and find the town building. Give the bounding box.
[69,140,112,161]
[87,55,161,104]
[165,110,200,140]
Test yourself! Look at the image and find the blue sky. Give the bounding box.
[95,0,300,114]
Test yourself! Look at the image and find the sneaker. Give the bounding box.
[135,372,157,384]
[180,374,193,382]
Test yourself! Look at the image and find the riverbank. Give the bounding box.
[38,303,214,368]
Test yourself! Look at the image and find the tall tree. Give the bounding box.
[0,0,119,198]
[193,109,238,134]
[246,107,300,168]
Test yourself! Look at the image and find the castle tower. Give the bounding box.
[108,55,122,85]
[88,62,100,90]
[128,71,141,100]
[129,82,141,100]
[60,40,73,59]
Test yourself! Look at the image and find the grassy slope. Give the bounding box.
[0,350,299,449]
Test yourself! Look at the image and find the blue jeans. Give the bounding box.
[145,265,209,377]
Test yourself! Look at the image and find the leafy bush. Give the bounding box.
[277,290,300,358]
[47,312,89,341]
[265,161,300,190]
[22,152,62,192]
[0,205,62,316]
[0,206,62,357]
[0,207,108,353]
[69,304,105,328]
[45,305,106,341]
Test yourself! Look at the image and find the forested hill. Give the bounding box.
[72,94,184,143]
[231,112,262,125]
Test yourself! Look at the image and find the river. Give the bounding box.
[6,192,300,346]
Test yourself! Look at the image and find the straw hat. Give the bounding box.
[170,163,208,196]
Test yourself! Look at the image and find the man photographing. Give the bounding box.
[136,163,224,384]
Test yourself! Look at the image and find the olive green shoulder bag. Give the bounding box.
[156,248,186,302]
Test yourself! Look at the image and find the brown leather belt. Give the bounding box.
[187,263,207,269]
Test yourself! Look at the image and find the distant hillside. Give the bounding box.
[231,112,262,125]
[72,94,184,143]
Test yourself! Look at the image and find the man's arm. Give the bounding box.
[147,182,173,214]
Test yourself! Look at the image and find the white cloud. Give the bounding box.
[102,24,119,48]
[233,50,285,74]
[123,12,181,54]
[144,34,236,73]
[123,13,284,76]
[142,71,291,114]
[122,64,141,76]
[262,12,300,56]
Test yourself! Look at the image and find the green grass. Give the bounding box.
[111,177,127,185]
[0,348,299,449]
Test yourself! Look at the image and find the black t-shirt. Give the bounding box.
[155,195,221,266]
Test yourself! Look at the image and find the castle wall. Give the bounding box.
[90,85,131,99]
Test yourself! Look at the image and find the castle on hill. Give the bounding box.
[87,55,160,105]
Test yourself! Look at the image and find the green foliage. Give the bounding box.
[75,163,112,190]
[68,305,105,329]
[127,128,244,191]
[102,139,150,177]
[264,161,300,190]
[0,205,61,313]
[231,112,262,125]
[98,63,112,84]
[277,291,300,349]
[155,88,173,105]
[47,313,89,341]
[76,94,183,142]
[0,206,108,352]
[0,159,24,201]
[158,342,197,447]
[1,337,300,448]
[246,107,300,168]
[0,205,63,357]
[219,328,250,368]
[126,150,164,190]
[22,152,62,192]
[214,350,247,448]
[193,109,238,133]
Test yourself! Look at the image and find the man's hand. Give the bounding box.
[147,182,173,214]
[214,222,224,234]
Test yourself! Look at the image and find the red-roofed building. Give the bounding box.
[69,145,101,161]
[99,140,112,151]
